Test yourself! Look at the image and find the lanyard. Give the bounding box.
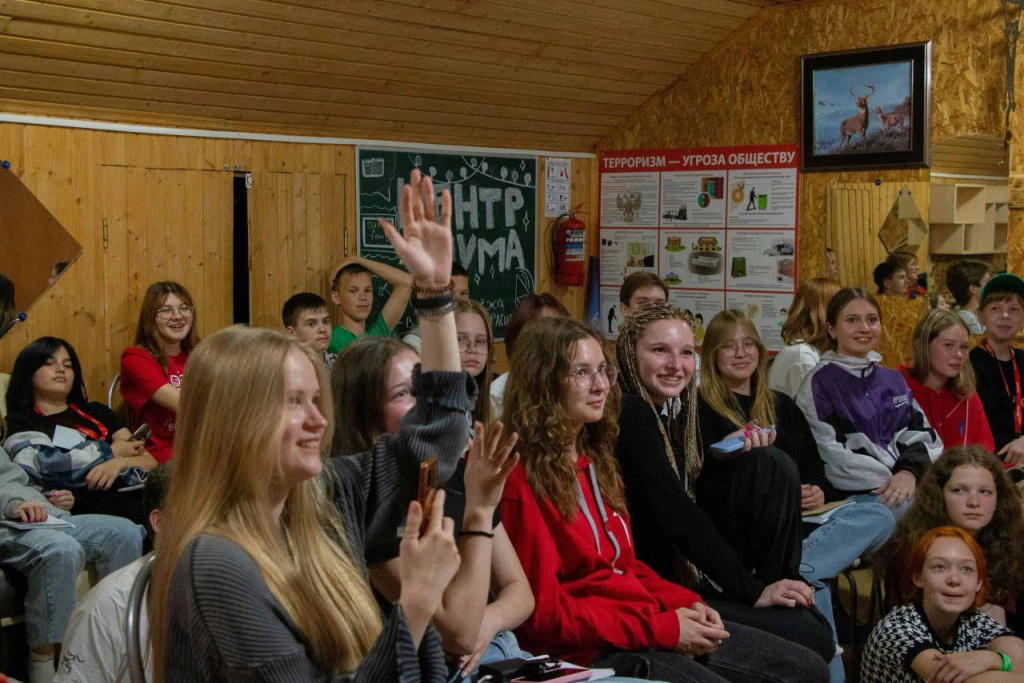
[35,403,109,442]
[982,339,1023,436]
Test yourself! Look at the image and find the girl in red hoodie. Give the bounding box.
[901,309,995,451]
[498,316,828,682]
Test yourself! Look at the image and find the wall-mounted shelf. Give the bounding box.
[929,182,1008,255]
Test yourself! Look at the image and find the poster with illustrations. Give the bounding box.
[599,146,799,348]
[725,291,795,351]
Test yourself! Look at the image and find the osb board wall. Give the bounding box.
[826,181,929,291]
[598,0,1006,282]
[0,122,597,396]
[876,294,928,369]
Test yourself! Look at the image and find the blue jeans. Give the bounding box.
[0,512,143,647]
[800,500,896,682]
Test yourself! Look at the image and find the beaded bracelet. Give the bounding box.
[413,281,454,296]
[417,301,456,318]
[999,651,1012,672]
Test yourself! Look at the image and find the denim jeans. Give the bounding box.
[0,512,144,647]
[592,619,828,682]
[800,500,896,682]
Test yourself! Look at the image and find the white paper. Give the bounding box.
[545,158,572,217]
[1,516,75,531]
[52,425,86,450]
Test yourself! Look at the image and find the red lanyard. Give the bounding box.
[35,404,109,442]
[982,339,1023,436]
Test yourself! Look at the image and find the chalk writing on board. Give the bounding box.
[356,148,537,338]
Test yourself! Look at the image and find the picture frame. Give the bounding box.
[801,42,931,171]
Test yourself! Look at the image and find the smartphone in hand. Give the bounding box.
[130,423,152,442]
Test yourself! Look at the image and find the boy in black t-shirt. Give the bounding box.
[969,273,1024,463]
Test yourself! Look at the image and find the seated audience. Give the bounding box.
[454,299,494,426]
[876,446,1024,631]
[769,277,841,398]
[282,292,337,374]
[970,274,1024,464]
[150,169,471,681]
[0,272,15,334]
[825,247,839,281]
[795,287,942,517]
[499,315,829,682]
[327,255,412,355]
[403,261,471,353]
[614,304,835,670]
[901,309,995,450]
[54,463,171,683]
[3,337,155,527]
[947,259,992,334]
[696,309,894,679]
[0,441,142,683]
[874,260,909,296]
[887,251,926,298]
[333,327,533,679]
[489,293,569,418]
[120,281,199,463]
[620,271,668,319]
[862,526,1024,682]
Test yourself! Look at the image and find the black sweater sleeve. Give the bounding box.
[616,394,766,605]
[773,392,838,502]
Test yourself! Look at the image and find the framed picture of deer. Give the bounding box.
[801,42,931,171]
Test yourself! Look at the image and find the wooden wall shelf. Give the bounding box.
[929,182,1008,255]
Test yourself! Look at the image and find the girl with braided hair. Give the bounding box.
[614,302,835,668]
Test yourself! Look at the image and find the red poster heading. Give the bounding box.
[601,145,800,173]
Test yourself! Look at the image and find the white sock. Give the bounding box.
[27,651,55,683]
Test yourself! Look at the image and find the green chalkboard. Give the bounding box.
[357,148,537,339]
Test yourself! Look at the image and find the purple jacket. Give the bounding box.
[794,351,942,492]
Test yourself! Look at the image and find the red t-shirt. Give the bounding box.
[120,346,188,463]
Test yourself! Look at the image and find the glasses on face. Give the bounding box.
[457,335,488,355]
[568,365,618,390]
[156,304,194,320]
[719,339,758,358]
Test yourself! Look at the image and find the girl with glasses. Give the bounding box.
[697,309,896,680]
[499,315,828,682]
[455,298,495,426]
[120,281,199,463]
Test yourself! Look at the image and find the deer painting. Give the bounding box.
[874,106,907,134]
[838,84,875,147]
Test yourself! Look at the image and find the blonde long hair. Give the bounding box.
[780,277,840,352]
[616,302,702,495]
[149,326,382,680]
[699,311,776,429]
[504,317,624,519]
[907,308,977,399]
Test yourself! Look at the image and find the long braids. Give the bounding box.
[616,302,703,497]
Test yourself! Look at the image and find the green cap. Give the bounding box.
[981,273,1024,303]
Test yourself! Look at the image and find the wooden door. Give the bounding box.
[247,171,348,330]
[101,166,233,399]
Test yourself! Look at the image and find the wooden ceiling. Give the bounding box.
[0,0,801,152]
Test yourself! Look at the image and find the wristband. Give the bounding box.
[412,291,454,309]
[413,281,454,296]
[999,651,1012,672]
[460,529,495,539]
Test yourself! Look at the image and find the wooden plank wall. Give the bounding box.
[0,122,596,396]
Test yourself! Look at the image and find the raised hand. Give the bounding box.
[464,421,520,512]
[398,490,461,620]
[379,170,453,288]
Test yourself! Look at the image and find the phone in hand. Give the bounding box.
[130,423,152,442]
[417,457,439,532]
[709,434,746,454]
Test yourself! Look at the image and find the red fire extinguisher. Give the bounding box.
[551,206,586,286]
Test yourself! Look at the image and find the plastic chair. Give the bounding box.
[125,554,155,683]
[107,373,120,410]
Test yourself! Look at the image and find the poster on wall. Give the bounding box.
[598,145,800,350]
[357,148,537,338]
